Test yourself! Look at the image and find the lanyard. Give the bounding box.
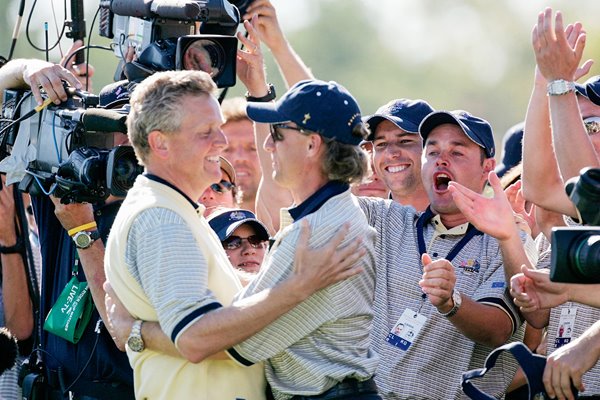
[416,207,483,263]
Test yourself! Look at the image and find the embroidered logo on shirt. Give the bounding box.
[458,259,481,274]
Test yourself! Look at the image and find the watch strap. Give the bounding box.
[439,289,461,318]
[246,83,276,102]
[0,237,24,254]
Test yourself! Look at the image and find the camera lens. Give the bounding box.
[107,146,142,196]
[182,39,226,79]
[570,232,600,280]
[567,167,600,226]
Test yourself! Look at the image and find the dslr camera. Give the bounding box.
[98,0,249,88]
[550,167,600,283]
[0,87,142,204]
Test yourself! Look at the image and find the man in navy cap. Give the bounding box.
[357,109,535,399]
[225,78,381,399]
[364,98,435,211]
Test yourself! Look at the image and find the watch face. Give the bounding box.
[74,232,92,248]
[128,336,144,352]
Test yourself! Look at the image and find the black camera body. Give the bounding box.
[551,226,600,283]
[550,167,600,283]
[99,0,241,88]
[0,88,142,204]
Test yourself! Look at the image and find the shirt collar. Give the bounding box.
[288,181,349,221]
[144,173,200,210]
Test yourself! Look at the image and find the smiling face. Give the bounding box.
[421,123,494,216]
[158,94,227,200]
[372,120,424,197]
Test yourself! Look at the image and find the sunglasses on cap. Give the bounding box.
[269,123,309,142]
[210,180,235,193]
[584,117,600,135]
[222,235,267,250]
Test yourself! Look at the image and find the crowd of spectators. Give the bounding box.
[0,2,600,400]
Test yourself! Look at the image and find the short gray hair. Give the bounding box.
[127,70,217,165]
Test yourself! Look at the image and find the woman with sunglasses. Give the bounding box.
[199,156,241,216]
[208,208,270,286]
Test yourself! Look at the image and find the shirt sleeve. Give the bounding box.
[126,207,222,342]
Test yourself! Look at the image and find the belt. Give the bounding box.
[291,377,379,400]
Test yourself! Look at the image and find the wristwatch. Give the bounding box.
[547,79,575,96]
[127,320,145,352]
[72,230,100,249]
[245,83,276,102]
[439,289,462,318]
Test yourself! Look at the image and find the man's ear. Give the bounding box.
[307,134,322,156]
[148,130,169,159]
[483,157,496,174]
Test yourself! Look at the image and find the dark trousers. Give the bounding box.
[290,378,381,400]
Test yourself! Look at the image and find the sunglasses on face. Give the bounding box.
[222,235,266,250]
[210,180,235,193]
[269,123,308,142]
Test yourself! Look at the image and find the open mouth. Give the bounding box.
[434,172,452,191]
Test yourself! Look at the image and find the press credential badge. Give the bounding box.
[386,309,427,351]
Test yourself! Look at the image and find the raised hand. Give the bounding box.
[449,171,518,241]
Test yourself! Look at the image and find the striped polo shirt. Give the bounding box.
[227,183,379,400]
[358,197,527,400]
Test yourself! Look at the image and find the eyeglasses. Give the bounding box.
[222,235,266,250]
[210,180,235,193]
[269,123,309,142]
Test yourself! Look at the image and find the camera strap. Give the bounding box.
[43,252,94,344]
[461,341,579,400]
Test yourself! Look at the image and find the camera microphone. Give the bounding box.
[0,328,18,377]
[111,0,154,18]
[55,108,128,133]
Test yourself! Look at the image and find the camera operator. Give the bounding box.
[0,43,135,398]
[516,8,600,400]
[0,41,95,400]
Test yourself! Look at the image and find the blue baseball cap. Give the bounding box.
[419,110,495,158]
[364,99,435,141]
[585,75,600,106]
[208,209,269,242]
[246,79,365,145]
[495,122,524,178]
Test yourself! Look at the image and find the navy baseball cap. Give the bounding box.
[364,99,435,141]
[495,122,524,178]
[246,79,364,145]
[99,79,131,108]
[585,75,600,106]
[419,110,495,158]
[208,209,269,242]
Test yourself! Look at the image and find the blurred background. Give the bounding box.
[1,0,600,151]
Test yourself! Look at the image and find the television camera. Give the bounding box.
[0,87,142,204]
[550,167,600,283]
[98,0,247,88]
